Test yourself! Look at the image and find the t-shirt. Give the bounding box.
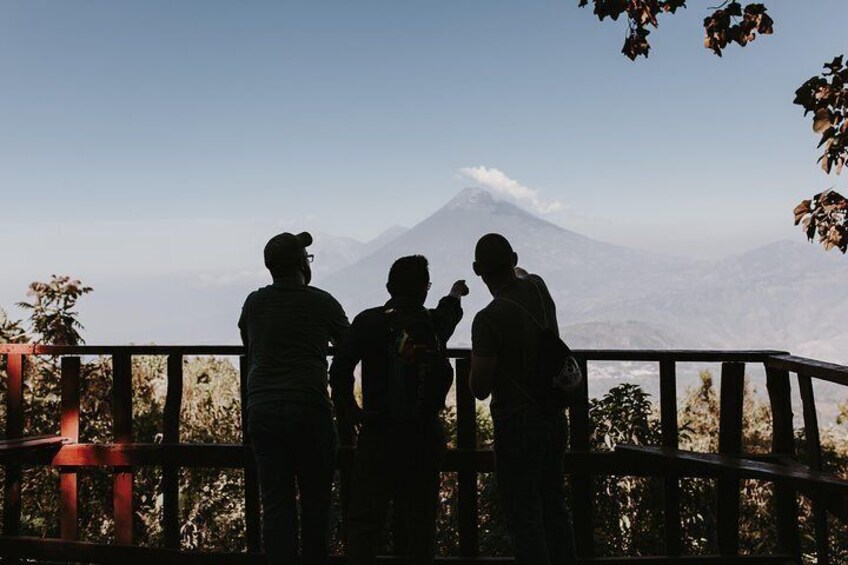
[238,279,350,410]
[329,295,463,419]
[471,274,558,421]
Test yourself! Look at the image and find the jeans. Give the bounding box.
[248,401,338,565]
[493,409,577,565]
[345,418,446,565]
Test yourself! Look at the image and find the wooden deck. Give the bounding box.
[1,345,845,564]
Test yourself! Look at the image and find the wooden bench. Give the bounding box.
[615,445,848,520]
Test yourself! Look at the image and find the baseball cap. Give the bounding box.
[264,232,313,269]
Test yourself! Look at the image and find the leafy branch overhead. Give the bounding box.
[792,57,848,252]
[794,191,848,253]
[794,56,848,176]
[577,1,773,60]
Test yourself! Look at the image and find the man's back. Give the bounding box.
[471,274,558,420]
[330,295,462,418]
[239,279,348,410]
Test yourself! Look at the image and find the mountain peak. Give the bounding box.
[445,187,498,210]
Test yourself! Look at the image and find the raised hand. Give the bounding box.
[449,279,470,298]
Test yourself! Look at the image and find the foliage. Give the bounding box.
[16,275,92,345]
[577,1,771,61]
[0,308,26,345]
[702,2,773,57]
[793,190,848,253]
[794,56,848,177]
[792,57,848,251]
[576,2,848,255]
[589,384,663,555]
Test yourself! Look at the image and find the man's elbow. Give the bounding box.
[471,387,490,402]
[469,377,491,401]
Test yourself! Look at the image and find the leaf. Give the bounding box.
[814,108,833,133]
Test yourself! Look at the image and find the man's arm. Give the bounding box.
[470,309,498,401]
[469,354,497,401]
[326,295,351,347]
[238,298,250,351]
[430,280,469,344]
[328,313,365,441]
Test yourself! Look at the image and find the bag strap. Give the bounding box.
[494,296,545,330]
[494,276,551,330]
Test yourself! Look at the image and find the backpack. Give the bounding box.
[496,283,583,414]
[384,308,454,422]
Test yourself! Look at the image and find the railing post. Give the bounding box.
[60,356,81,541]
[455,357,478,558]
[3,353,24,543]
[659,359,681,556]
[240,355,262,553]
[798,373,829,565]
[717,361,744,556]
[766,366,801,559]
[569,356,593,559]
[111,351,134,545]
[162,354,183,549]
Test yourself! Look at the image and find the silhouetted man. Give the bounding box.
[469,233,576,565]
[330,255,468,565]
[239,232,349,565]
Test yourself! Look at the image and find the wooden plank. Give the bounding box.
[60,356,81,541]
[766,367,801,559]
[3,353,24,539]
[455,358,478,558]
[767,355,848,388]
[569,356,593,560]
[10,443,841,487]
[717,362,744,556]
[163,354,183,549]
[0,344,246,357]
[658,359,681,557]
[615,446,848,493]
[0,343,789,364]
[111,352,134,545]
[0,435,68,453]
[797,374,829,565]
[240,355,261,553]
[0,535,802,564]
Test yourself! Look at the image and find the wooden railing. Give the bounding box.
[0,345,846,564]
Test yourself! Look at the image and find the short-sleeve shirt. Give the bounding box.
[471,274,558,421]
[329,295,463,418]
[239,279,349,411]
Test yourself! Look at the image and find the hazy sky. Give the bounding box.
[1,0,846,294]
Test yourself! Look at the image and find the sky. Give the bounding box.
[1,0,847,314]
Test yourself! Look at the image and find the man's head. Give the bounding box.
[264,231,313,283]
[386,255,430,305]
[473,233,518,281]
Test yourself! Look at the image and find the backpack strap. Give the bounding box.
[494,296,544,329]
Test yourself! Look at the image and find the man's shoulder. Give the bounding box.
[353,305,388,323]
[242,288,263,306]
[304,285,343,305]
[472,300,502,324]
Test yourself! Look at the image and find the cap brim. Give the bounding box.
[296,232,313,248]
